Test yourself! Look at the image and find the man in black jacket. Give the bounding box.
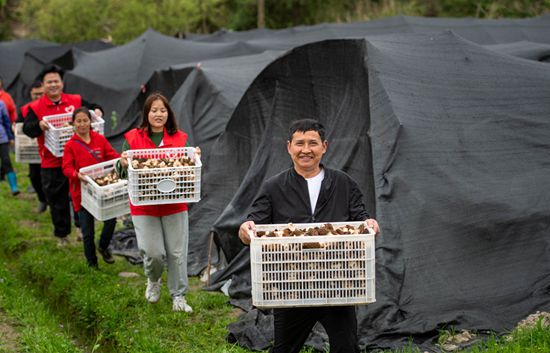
[239,119,379,353]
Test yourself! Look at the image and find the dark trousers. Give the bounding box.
[29,163,46,203]
[270,306,358,353]
[41,167,71,237]
[0,143,14,174]
[79,208,116,266]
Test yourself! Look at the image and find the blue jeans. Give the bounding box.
[79,208,116,266]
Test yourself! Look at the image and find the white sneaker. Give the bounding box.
[172,295,193,313]
[145,278,161,303]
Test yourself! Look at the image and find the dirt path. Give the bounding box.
[0,309,19,353]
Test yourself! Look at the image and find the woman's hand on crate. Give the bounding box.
[364,218,380,237]
[194,146,201,160]
[77,172,88,184]
[120,151,129,168]
[239,221,256,245]
[39,120,49,131]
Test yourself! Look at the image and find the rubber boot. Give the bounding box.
[7,172,20,196]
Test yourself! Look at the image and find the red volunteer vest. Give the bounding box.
[29,93,83,168]
[124,128,189,216]
[21,103,30,118]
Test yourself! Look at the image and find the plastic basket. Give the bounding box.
[250,221,376,308]
[14,123,40,163]
[80,158,129,221]
[127,147,201,206]
[43,110,104,157]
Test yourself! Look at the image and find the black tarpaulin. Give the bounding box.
[192,15,550,46]
[10,40,113,106]
[0,39,54,89]
[204,32,550,351]
[485,41,550,62]
[169,50,283,274]
[63,29,262,144]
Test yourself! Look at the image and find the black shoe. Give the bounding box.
[12,190,20,196]
[37,202,48,214]
[98,248,115,264]
[88,262,99,269]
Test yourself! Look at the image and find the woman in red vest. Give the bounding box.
[62,107,119,268]
[119,92,199,312]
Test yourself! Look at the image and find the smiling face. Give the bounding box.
[147,99,168,133]
[73,111,91,137]
[42,72,64,101]
[287,130,328,178]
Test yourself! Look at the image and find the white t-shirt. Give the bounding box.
[306,168,325,214]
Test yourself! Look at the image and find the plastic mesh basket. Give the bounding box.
[250,221,376,308]
[80,158,129,221]
[15,123,40,164]
[43,111,104,157]
[127,147,201,206]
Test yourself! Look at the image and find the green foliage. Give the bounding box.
[13,0,550,44]
[17,0,228,44]
[438,0,550,18]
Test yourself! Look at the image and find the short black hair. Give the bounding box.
[30,81,43,90]
[27,81,44,98]
[39,64,64,82]
[288,119,326,141]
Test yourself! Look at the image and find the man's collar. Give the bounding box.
[43,94,63,106]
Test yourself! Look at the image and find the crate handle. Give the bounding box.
[156,179,177,193]
[164,151,178,159]
[302,242,325,251]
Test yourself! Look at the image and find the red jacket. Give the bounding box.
[0,90,16,123]
[125,128,188,217]
[20,103,30,119]
[28,93,83,168]
[62,130,119,213]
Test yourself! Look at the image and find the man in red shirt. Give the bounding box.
[0,76,16,124]
[23,65,104,246]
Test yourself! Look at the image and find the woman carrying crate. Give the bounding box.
[62,107,119,268]
[118,92,200,313]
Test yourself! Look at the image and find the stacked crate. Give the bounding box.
[14,123,40,163]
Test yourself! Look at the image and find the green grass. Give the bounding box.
[1,159,550,352]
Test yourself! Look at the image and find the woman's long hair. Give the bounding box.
[140,92,179,135]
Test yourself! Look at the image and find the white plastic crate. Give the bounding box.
[127,147,201,206]
[250,221,376,308]
[80,158,129,221]
[43,110,104,157]
[14,123,40,163]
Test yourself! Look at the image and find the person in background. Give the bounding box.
[238,119,380,353]
[62,107,119,268]
[23,64,103,247]
[0,76,17,182]
[17,81,47,213]
[0,100,19,195]
[119,92,200,312]
[0,76,16,124]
